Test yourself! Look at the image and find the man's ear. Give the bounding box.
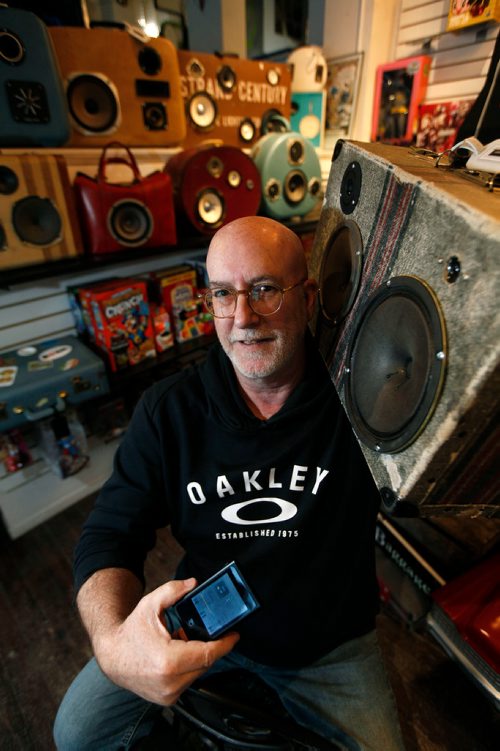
[304,279,319,320]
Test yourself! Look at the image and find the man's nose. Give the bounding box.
[233,292,259,327]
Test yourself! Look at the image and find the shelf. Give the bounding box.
[0,434,119,539]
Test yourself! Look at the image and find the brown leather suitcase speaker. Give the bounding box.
[48,25,186,147]
[176,50,291,148]
[165,144,261,236]
[0,154,83,271]
[309,140,499,518]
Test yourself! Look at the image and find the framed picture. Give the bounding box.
[324,53,363,148]
[371,55,432,145]
[416,99,475,153]
[446,0,500,32]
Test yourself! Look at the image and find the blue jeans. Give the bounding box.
[53,629,405,751]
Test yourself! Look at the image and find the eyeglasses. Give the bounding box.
[200,278,307,318]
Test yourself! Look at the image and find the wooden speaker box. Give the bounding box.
[309,140,499,518]
[0,154,83,271]
[48,26,186,147]
[176,50,291,148]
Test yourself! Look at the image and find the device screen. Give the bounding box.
[172,562,259,640]
[191,571,248,636]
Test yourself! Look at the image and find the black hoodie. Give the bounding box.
[74,336,381,668]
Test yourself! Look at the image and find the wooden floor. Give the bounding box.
[0,494,498,751]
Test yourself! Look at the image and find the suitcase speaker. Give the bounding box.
[0,154,83,271]
[48,26,186,147]
[165,144,262,236]
[73,142,176,255]
[0,7,70,146]
[177,50,292,148]
[287,46,327,92]
[309,140,499,518]
[251,130,322,220]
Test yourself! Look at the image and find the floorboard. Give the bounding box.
[0,495,498,750]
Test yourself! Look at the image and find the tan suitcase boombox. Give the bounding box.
[0,154,83,271]
[309,140,499,519]
[176,51,292,148]
[48,25,186,147]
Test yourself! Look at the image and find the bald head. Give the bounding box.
[207,216,307,282]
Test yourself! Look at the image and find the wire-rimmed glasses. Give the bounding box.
[200,278,307,318]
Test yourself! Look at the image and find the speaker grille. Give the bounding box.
[344,276,447,453]
[12,196,62,246]
[67,73,119,134]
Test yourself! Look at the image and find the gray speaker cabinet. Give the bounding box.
[309,140,499,518]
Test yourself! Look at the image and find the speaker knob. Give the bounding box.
[196,189,224,226]
[187,92,217,130]
[0,29,24,65]
[107,200,153,246]
[66,73,119,134]
[12,196,62,246]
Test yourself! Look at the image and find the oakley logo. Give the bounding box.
[221,497,297,525]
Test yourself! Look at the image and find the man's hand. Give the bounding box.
[78,571,239,705]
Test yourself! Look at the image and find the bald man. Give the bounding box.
[54,217,404,751]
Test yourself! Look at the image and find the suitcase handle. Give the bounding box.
[97,142,142,183]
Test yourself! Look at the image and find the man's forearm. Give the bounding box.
[76,567,144,653]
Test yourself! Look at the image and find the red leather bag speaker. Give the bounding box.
[164,144,261,236]
[309,140,499,519]
[73,142,176,255]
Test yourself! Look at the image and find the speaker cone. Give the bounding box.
[0,28,24,65]
[319,221,363,325]
[284,170,306,205]
[12,196,62,246]
[196,189,224,226]
[107,200,153,246]
[0,165,19,195]
[143,102,167,130]
[239,118,256,143]
[187,92,217,130]
[67,74,119,134]
[138,46,162,76]
[206,157,223,178]
[288,138,305,165]
[265,178,280,201]
[344,276,447,453]
[217,64,236,92]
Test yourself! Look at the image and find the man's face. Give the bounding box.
[206,223,315,383]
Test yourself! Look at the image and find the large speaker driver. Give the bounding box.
[309,140,500,518]
[12,196,62,246]
[66,73,119,135]
[187,91,217,131]
[107,200,152,247]
[345,276,446,454]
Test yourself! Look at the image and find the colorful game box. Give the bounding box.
[416,99,475,153]
[152,265,214,344]
[82,279,156,371]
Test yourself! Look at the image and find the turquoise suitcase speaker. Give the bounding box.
[251,130,322,220]
[0,7,70,146]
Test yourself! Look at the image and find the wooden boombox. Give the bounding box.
[176,50,292,149]
[48,25,186,147]
[0,154,83,271]
[309,140,499,518]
